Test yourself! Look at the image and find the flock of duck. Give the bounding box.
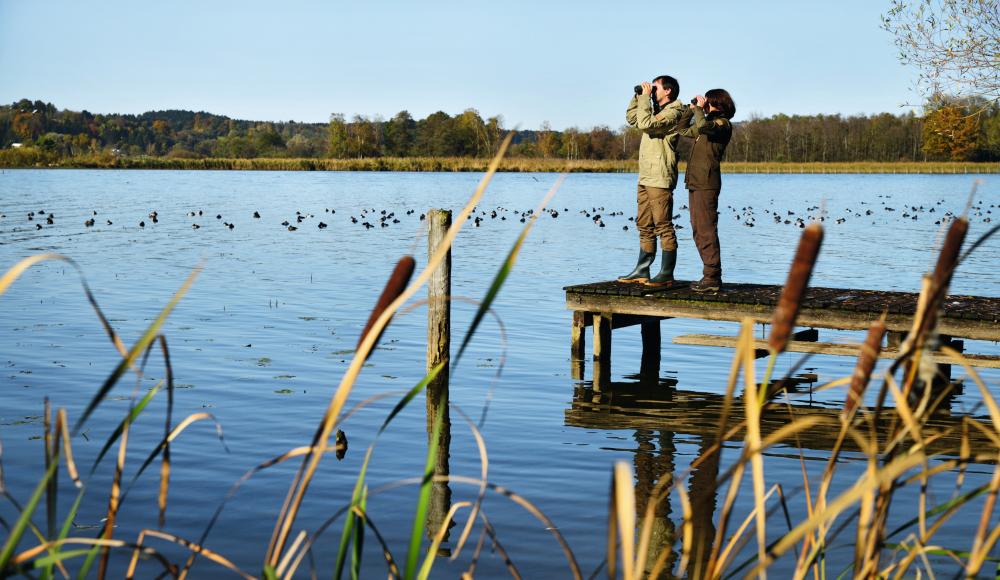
[2,194,994,234]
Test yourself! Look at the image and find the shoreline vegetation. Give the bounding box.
[1,151,997,174]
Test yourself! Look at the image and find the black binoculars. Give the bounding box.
[634,85,658,96]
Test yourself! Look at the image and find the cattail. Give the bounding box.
[769,222,823,353]
[919,217,968,338]
[931,216,968,294]
[843,318,886,421]
[356,256,416,358]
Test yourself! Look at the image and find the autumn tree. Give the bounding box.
[537,121,560,158]
[922,102,981,160]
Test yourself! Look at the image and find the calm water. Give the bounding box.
[1,169,998,577]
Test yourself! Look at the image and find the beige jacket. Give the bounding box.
[626,96,685,189]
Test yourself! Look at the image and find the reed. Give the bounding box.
[767,222,823,354]
[2,149,998,174]
[3,158,1000,579]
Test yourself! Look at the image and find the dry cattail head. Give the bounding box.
[843,318,886,421]
[930,217,968,297]
[915,217,969,346]
[769,222,823,353]
[357,256,416,357]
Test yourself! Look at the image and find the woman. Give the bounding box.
[678,88,735,293]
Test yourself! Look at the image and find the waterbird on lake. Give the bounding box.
[192,223,200,229]
[350,216,358,223]
[227,222,235,229]
[139,221,145,228]
[318,222,327,229]
[217,214,222,220]
[35,223,42,230]
[46,215,53,225]
[84,218,95,227]
[287,225,297,231]
[253,211,261,218]
[281,220,290,226]
[106,220,113,225]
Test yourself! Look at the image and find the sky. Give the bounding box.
[0,0,922,130]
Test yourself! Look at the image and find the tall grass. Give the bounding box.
[2,145,999,578]
[2,148,998,174]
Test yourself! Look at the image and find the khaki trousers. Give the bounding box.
[636,184,677,252]
[688,189,722,281]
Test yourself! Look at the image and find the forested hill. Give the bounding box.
[2,97,998,163]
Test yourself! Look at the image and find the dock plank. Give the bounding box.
[565,281,1000,341]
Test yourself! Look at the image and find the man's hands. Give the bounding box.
[640,82,653,96]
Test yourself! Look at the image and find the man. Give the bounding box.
[619,75,685,286]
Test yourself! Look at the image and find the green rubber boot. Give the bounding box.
[618,248,656,283]
[646,249,677,287]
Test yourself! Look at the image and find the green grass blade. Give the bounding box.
[29,549,94,570]
[0,458,59,571]
[41,486,86,580]
[405,402,444,580]
[263,563,278,580]
[351,487,367,580]
[73,266,199,434]
[885,483,990,539]
[335,364,443,579]
[453,176,562,370]
[88,382,161,476]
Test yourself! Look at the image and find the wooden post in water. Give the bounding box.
[593,313,612,390]
[426,208,453,546]
[571,311,588,380]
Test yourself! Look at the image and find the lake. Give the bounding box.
[1,169,998,577]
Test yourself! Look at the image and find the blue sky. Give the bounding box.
[0,0,920,129]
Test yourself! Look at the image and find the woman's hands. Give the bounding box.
[690,95,706,108]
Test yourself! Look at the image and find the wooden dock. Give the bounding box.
[565,280,1000,388]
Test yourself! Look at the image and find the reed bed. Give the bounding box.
[2,148,998,174]
[1,144,999,578]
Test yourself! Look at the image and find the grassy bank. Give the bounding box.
[1,148,998,173]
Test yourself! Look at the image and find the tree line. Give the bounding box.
[1,97,998,163]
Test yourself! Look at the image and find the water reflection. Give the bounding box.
[567,372,991,578]
[425,377,453,554]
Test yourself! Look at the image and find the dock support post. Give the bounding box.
[571,311,587,380]
[640,319,661,384]
[426,208,452,544]
[593,313,612,390]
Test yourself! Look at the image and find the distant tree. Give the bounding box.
[883,0,1000,108]
[922,102,981,159]
[537,121,560,158]
[416,111,459,156]
[252,124,286,155]
[285,134,315,157]
[329,113,350,158]
[384,110,416,156]
[588,125,618,160]
[347,115,381,157]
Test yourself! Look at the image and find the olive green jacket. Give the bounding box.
[626,96,685,189]
[679,106,733,191]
